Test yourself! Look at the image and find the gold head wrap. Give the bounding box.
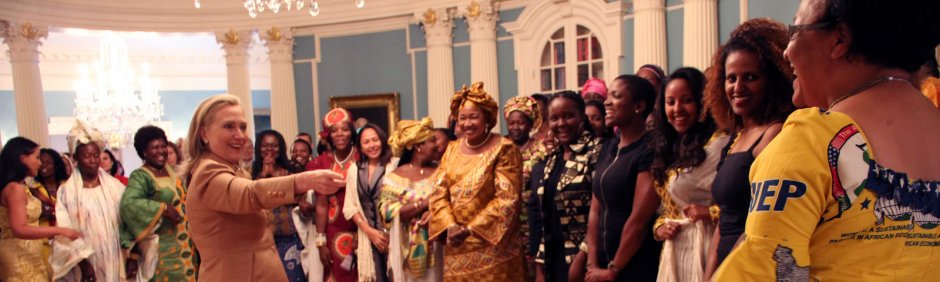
[387,117,434,157]
[502,95,542,130]
[66,120,106,155]
[450,81,498,131]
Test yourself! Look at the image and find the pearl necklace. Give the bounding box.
[828,76,911,110]
[333,149,353,167]
[464,133,492,149]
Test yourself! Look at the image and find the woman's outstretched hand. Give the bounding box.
[294,170,345,195]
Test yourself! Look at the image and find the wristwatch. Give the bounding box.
[315,234,327,247]
[608,262,621,275]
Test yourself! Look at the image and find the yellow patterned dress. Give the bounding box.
[429,137,525,281]
[0,188,51,281]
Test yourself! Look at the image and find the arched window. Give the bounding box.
[539,25,603,92]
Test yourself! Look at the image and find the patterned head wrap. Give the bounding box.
[387,117,434,157]
[66,120,106,155]
[502,96,542,130]
[319,108,353,140]
[580,78,608,100]
[449,82,498,131]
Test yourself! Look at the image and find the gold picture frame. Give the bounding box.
[329,93,401,134]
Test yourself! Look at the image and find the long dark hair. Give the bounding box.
[356,123,392,166]
[0,137,40,192]
[650,67,717,186]
[102,149,120,176]
[35,148,69,184]
[251,130,294,179]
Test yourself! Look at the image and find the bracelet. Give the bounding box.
[315,233,327,247]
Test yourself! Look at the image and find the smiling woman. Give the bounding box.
[182,94,345,281]
[119,125,197,281]
[429,82,525,281]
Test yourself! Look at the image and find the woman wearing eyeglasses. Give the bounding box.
[714,0,940,280]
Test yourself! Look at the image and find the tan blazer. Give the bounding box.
[186,153,297,281]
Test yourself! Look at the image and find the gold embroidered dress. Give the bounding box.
[429,138,525,281]
[0,187,51,281]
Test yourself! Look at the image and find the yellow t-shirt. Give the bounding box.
[714,108,940,281]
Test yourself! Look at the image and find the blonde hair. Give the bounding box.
[181,94,242,180]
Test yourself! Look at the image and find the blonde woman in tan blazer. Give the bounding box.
[183,94,345,281]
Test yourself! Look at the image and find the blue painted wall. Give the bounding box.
[0,90,271,143]
[666,8,684,73]
[621,18,635,74]
[317,29,415,123]
[496,39,517,134]
[749,0,799,25]
[414,51,429,119]
[719,0,741,43]
[453,45,472,90]
[294,61,316,135]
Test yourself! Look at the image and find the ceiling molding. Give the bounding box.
[0,0,528,33]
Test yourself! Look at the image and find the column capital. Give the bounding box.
[464,0,499,41]
[216,29,253,65]
[416,7,456,47]
[0,21,49,64]
[634,0,665,12]
[260,26,295,63]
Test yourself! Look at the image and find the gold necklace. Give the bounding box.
[828,76,911,110]
[464,133,492,149]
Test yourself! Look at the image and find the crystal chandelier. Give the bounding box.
[73,38,163,149]
[193,0,364,18]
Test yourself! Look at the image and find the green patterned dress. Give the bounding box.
[120,166,198,281]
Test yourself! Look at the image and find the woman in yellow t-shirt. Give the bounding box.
[715,0,940,280]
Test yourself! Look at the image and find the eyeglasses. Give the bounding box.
[787,21,836,40]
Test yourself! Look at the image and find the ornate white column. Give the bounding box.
[683,0,718,70]
[465,0,500,117]
[0,21,50,146]
[418,7,456,126]
[260,26,299,139]
[740,0,749,23]
[217,29,256,136]
[633,0,668,71]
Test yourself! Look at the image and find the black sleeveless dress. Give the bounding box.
[711,130,769,266]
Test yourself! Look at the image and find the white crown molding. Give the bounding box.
[292,14,412,38]
[0,0,529,33]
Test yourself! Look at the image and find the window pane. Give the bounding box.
[551,28,564,40]
[591,36,603,59]
[577,25,589,36]
[578,64,589,87]
[541,42,552,67]
[592,62,604,80]
[577,38,589,62]
[554,67,566,90]
[554,42,565,64]
[541,69,552,91]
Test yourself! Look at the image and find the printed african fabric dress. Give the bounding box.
[429,138,526,281]
[26,178,59,263]
[120,166,198,282]
[310,151,358,282]
[0,187,51,281]
[271,203,306,282]
[528,131,601,281]
[378,173,444,282]
[715,109,940,280]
